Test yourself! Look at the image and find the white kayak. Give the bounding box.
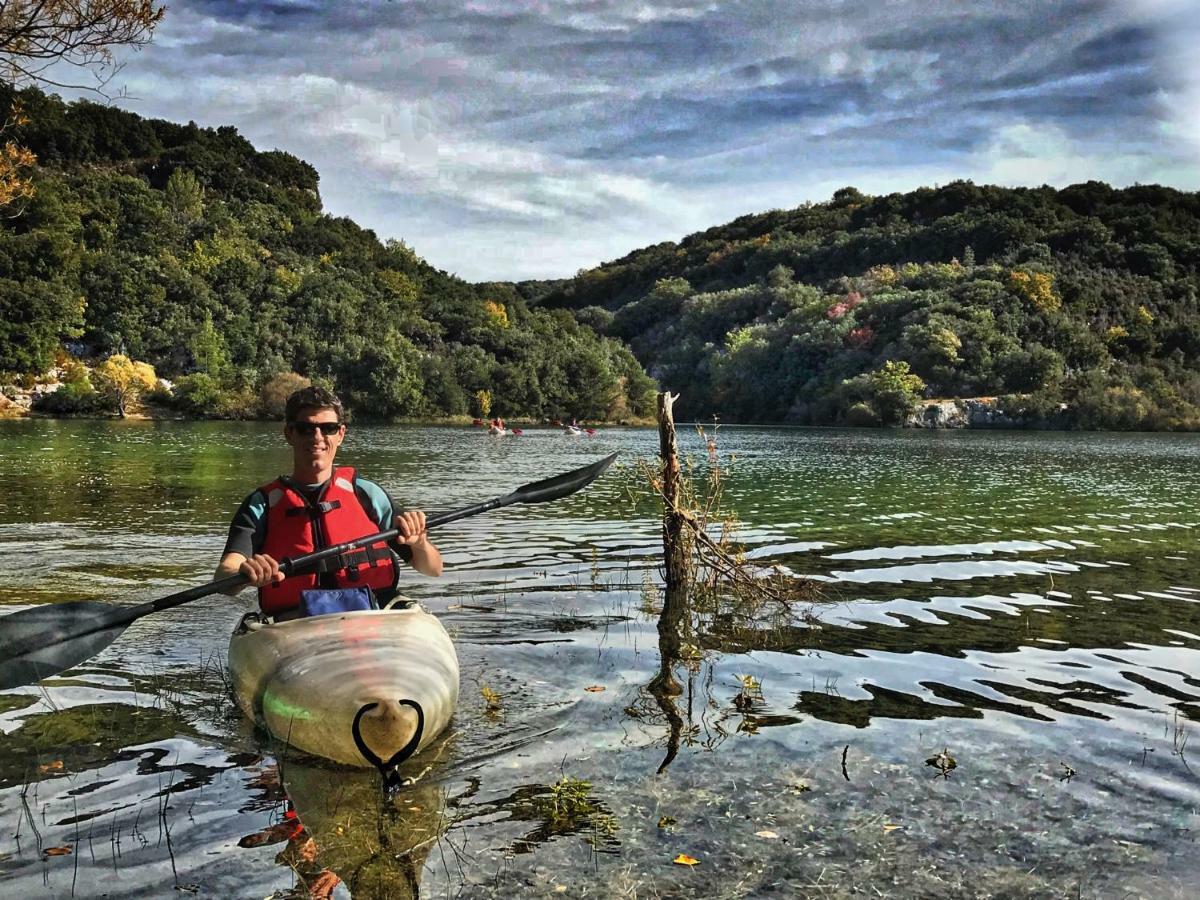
[487,426,507,435]
[228,604,459,769]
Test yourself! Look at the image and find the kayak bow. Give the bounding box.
[228,604,458,771]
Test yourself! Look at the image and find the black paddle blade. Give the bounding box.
[513,452,618,504]
[0,602,128,690]
[425,453,619,530]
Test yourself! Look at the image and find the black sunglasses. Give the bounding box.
[289,421,342,436]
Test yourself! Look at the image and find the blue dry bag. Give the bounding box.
[300,587,377,617]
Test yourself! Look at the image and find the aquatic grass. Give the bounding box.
[636,397,821,631]
[1170,710,1190,764]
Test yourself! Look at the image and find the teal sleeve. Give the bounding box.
[354,478,397,528]
[222,490,267,558]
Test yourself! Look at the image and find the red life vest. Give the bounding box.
[257,466,398,615]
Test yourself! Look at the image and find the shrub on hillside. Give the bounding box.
[33,381,101,414]
[171,373,255,419]
[996,389,1065,425]
[839,361,927,426]
[259,371,310,418]
[845,402,881,427]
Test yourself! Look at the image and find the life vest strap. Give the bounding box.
[284,499,342,517]
[311,543,392,574]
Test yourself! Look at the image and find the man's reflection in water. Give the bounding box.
[239,761,446,899]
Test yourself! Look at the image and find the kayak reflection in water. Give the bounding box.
[239,761,447,899]
[214,386,443,621]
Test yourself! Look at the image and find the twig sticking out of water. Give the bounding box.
[1172,711,1190,758]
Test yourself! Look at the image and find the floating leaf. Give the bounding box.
[38,760,64,774]
[673,853,700,866]
[657,815,677,829]
[42,846,72,857]
[584,685,606,693]
[883,823,902,832]
[480,684,503,711]
[755,830,779,839]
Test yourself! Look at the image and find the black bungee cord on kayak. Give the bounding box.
[351,699,425,789]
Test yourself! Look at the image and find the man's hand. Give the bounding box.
[394,510,429,546]
[393,510,443,577]
[239,553,284,586]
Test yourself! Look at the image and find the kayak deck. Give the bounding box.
[228,605,458,769]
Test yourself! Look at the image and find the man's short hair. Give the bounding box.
[284,386,344,423]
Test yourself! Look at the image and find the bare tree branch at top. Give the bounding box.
[0,0,165,91]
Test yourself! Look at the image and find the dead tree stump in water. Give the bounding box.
[657,391,689,592]
[651,391,688,698]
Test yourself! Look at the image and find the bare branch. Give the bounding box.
[1,0,165,87]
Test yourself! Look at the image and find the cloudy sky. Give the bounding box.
[72,0,1200,281]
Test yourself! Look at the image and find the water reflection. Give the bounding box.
[239,761,447,899]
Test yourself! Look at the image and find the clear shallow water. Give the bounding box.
[1,421,1198,898]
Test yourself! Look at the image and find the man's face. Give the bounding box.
[285,406,345,471]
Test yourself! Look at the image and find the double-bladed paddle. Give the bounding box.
[0,452,618,691]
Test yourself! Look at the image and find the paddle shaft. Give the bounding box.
[125,492,519,620]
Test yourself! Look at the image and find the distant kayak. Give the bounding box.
[228,605,459,769]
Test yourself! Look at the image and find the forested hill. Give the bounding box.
[0,86,655,421]
[529,182,1200,429]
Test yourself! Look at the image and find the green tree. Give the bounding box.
[841,361,926,426]
[189,310,229,375]
[164,168,204,224]
[0,277,83,373]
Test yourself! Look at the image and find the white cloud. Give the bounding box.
[973,121,1199,190]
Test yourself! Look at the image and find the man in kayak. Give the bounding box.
[216,386,442,618]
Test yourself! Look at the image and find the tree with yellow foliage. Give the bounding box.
[474,389,492,419]
[482,299,509,328]
[93,354,157,418]
[0,102,35,206]
[1007,270,1061,313]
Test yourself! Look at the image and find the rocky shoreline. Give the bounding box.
[911,397,1067,429]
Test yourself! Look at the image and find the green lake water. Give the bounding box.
[1,420,1198,898]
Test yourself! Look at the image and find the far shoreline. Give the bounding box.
[4,403,1197,434]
